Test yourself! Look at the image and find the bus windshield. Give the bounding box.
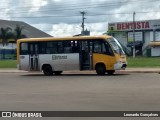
[108,37,125,55]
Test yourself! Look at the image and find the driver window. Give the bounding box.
[93,40,114,56]
[102,43,106,53]
[105,42,114,56]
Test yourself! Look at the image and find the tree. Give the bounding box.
[0,27,13,59]
[0,25,26,59]
[0,27,13,46]
[13,25,26,42]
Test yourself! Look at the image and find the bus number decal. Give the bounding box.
[52,55,67,60]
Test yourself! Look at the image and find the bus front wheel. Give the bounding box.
[96,64,106,75]
[43,65,53,75]
[106,70,115,75]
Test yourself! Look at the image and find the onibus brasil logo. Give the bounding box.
[2,112,42,118]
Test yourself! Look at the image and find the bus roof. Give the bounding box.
[17,35,112,43]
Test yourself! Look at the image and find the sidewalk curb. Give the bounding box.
[0,69,159,74]
[118,70,160,73]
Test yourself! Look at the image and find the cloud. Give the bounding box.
[0,0,11,19]
[49,23,81,37]
[47,22,107,37]
[29,0,48,13]
[32,23,52,31]
[52,0,62,2]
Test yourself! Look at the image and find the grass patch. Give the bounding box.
[0,60,17,68]
[127,56,160,68]
[0,57,160,68]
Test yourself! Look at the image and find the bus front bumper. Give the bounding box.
[114,62,127,70]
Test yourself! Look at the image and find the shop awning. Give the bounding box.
[127,41,143,47]
[149,41,160,47]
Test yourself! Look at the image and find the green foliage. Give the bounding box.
[0,25,26,44]
[0,57,160,68]
[127,57,160,68]
[13,25,26,42]
[0,60,17,68]
[0,27,13,46]
[0,25,26,59]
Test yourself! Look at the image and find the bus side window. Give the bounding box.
[45,42,58,54]
[57,42,63,53]
[39,42,46,54]
[64,41,72,53]
[71,41,79,53]
[93,41,101,53]
[51,42,58,54]
[20,43,28,55]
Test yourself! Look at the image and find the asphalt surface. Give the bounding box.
[0,72,160,120]
[0,68,160,73]
[0,72,160,110]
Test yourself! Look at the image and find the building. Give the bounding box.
[0,19,52,59]
[108,19,160,57]
[0,19,52,38]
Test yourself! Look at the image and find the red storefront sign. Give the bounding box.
[117,21,150,30]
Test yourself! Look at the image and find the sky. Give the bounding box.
[0,0,160,37]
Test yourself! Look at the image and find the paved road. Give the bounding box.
[0,72,160,120]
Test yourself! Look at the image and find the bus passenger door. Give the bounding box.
[29,43,39,71]
[79,41,93,70]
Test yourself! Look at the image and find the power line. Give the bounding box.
[0,0,158,14]
[8,11,160,19]
[0,0,156,9]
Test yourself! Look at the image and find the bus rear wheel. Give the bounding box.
[54,71,63,75]
[106,70,115,75]
[96,64,106,75]
[43,65,53,75]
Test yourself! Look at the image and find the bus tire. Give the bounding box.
[96,64,106,75]
[54,71,63,75]
[106,70,115,75]
[43,65,53,75]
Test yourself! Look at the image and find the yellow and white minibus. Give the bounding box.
[17,35,127,75]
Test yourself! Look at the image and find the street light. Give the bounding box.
[133,12,136,58]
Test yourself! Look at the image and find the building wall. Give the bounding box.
[151,47,160,56]
[143,31,151,56]
[0,43,16,59]
[108,19,160,57]
[0,43,16,49]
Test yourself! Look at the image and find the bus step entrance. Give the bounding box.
[82,63,90,70]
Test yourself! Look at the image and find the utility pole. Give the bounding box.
[80,11,86,34]
[133,11,136,58]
